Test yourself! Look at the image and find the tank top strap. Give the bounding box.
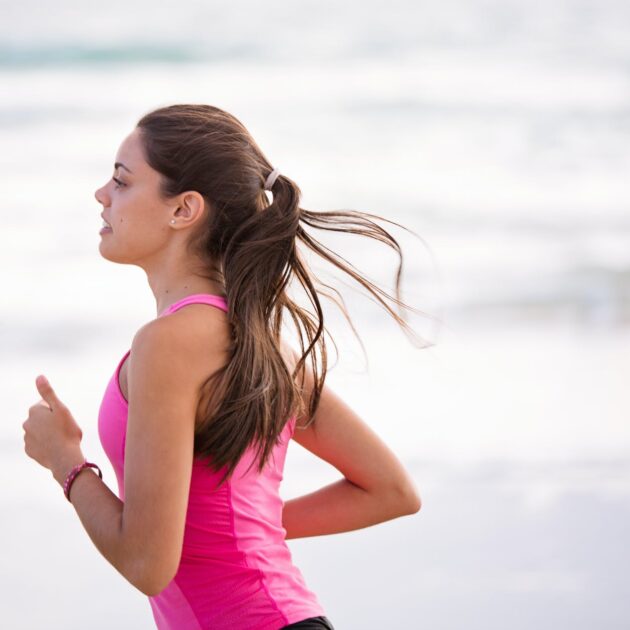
[158,293,228,317]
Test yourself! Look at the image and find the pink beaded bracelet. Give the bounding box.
[63,460,103,502]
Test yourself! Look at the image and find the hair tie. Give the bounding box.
[264,167,280,191]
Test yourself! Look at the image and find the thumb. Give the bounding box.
[35,375,61,410]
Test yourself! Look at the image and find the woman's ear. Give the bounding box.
[173,190,207,226]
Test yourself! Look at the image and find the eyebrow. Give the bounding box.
[114,162,133,174]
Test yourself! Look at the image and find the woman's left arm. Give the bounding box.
[24,312,222,597]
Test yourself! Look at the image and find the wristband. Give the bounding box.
[63,460,103,502]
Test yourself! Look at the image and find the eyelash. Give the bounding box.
[112,176,125,188]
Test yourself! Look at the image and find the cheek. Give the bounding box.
[108,191,167,242]
[110,207,167,248]
[109,198,143,231]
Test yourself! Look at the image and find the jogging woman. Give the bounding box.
[22,103,423,629]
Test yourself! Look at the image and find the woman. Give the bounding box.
[23,104,424,629]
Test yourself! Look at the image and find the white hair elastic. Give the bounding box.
[264,167,280,191]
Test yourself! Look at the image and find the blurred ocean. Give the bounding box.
[1,0,629,628]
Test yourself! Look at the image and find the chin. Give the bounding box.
[98,237,122,263]
[98,239,147,268]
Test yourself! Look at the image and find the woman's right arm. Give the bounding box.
[281,344,421,540]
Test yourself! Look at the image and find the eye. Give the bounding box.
[112,176,126,188]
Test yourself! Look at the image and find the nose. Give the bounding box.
[94,184,108,206]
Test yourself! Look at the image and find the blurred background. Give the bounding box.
[1,0,629,628]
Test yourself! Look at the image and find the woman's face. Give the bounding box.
[94,127,173,265]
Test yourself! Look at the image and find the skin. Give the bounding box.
[22,376,84,481]
[94,126,225,313]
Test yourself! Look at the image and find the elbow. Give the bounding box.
[143,585,167,598]
[133,559,178,597]
[394,483,422,515]
[405,491,422,514]
[140,572,175,598]
[142,579,169,598]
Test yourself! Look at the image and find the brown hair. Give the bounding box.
[136,103,437,489]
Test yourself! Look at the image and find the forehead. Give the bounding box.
[115,128,145,170]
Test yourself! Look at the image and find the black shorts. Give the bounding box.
[280,615,335,629]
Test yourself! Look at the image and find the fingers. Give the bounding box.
[35,375,61,409]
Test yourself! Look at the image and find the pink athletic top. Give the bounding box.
[97,293,327,629]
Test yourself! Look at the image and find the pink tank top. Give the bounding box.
[97,293,327,629]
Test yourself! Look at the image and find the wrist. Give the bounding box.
[52,448,86,486]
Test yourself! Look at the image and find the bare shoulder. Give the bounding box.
[153,302,230,346]
[135,304,230,363]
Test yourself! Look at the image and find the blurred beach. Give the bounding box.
[1,0,629,627]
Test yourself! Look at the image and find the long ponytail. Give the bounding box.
[136,103,437,489]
